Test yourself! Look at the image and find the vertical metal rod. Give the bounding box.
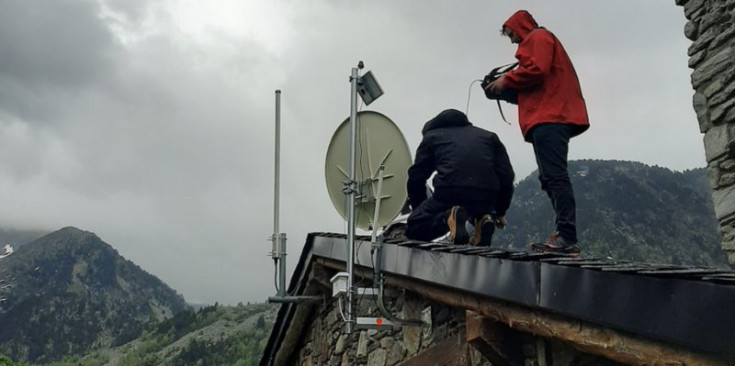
[279,233,286,297]
[371,166,386,290]
[371,166,386,244]
[274,90,281,236]
[345,67,359,333]
[274,89,285,297]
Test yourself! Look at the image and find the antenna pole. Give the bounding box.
[344,66,360,334]
[273,90,287,298]
[274,90,280,243]
[266,90,323,305]
[273,90,281,246]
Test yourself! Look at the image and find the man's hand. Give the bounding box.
[492,215,507,229]
[485,75,506,95]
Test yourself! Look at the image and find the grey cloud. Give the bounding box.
[0,0,706,305]
[100,0,152,25]
[0,0,118,89]
[0,0,121,125]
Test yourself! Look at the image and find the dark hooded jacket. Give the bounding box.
[407,109,514,215]
[502,10,589,141]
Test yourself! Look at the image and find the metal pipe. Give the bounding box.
[371,166,386,244]
[274,90,281,236]
[266,90,313,305]
[274,90,285,297]
[279,233,287,296]
[370,166,385,289]
[370,167,386,290]
[267,295,323,303]
[345,67,359,333]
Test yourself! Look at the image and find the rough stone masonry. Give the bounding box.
[677,0,735,265]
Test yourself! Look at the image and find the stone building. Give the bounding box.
[261,2,735,364]
[683,0,735,264]
[260,233,735,365]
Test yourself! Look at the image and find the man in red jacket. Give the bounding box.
[486,10,589,256]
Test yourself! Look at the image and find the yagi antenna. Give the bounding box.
[267,90,321,304]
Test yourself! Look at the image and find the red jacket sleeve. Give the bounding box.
[503,30,555,90]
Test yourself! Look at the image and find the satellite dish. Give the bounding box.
[325,111,412,230]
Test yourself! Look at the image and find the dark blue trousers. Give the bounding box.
[529,124,578,244]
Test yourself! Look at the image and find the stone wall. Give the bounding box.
[293,286,620,366]
[678,0,735,265]
[294,290,483,366]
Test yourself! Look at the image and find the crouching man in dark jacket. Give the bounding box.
[405,109,515,246]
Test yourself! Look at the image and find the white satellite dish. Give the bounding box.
[325,111,412,230]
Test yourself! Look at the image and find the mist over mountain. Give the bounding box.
[0,227,189,364]
[0,227,49,248]
[494,159,728,268]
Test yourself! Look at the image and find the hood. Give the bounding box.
[503,10,538,41]
[422,109,471,135]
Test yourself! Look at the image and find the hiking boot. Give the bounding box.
[447,206,469,244]
[530,233,580,257]
[470,214,495,246]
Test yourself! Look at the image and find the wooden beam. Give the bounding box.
[398,333,470,366]
[306,263,333,295]
[316,258,733,366]
[466,310,524,366]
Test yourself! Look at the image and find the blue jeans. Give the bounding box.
[529,123,578,244]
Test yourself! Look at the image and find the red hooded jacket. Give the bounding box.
[502,11,589,141]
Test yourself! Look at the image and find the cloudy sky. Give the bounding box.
[0,0,701,304]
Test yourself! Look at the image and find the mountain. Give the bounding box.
[81,302,278,366]
[494,160,729,268]
[0,227,190,364]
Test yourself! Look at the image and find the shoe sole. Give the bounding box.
[471,216,494,246]
[529,242,580,257]
[449,206,469,245]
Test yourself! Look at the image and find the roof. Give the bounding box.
[261,232,735,365]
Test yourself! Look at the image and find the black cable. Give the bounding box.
[357,112,365,231]
[369,249,381,311]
